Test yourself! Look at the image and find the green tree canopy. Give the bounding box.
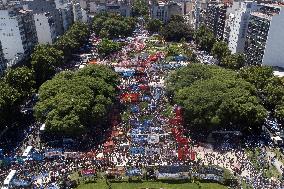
[55,22,90,57]
[161,18,193,42]
[0,81,21,127]
[239,66,274,91]
[4,67,35,100]
[131,0,149,17]
[220,53,245,70]
[93,14,136,39]
[35,65,119,137]
[31,44,64,86]
[97,38,122,57]
[146,19,163,34]
[194,25,216,52]
[211,41,231,61]
[167,64,267,132]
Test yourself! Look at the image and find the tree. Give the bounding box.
[239,66,274,91]
[31,44,64,86]
[0,81,21,127]
[211,41,231,61]
[194,25,216,52]
[167,64,267,132]
[220,53,245,70]
[76,64,119,87]
[146,19,163,34]
[166,44,183,56]
[4,67,35,100]
[275,103,284,123]
[35,65,119,137]
[169,15,184,23]
[161,20,193,42]
[166,64,213,95]
[55,22,90,56]
[132,0,149,17]
[97,38,122,57]
[175,78,266,131]
[92,14,136,39]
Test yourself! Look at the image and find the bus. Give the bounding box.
[21,146,33,160]
[1,170,16,189]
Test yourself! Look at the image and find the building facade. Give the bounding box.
[0,7,38,63]
[244,5,284,67]
[203,3,228,40]
[150,1,183,23]
[34,12,57,44]
[227,1,258,53]
[22,0,64,36]
[0,41,6,74]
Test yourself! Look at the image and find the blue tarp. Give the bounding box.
[141,120,152,127]
[142,95,151,101]
[130,119,140,127]
[129,84,139,91]
[122,71,135,77]
[12,179,31,187]
[31,152,44,161]
[126,169,142,176]
[131,105,139,113]
[173,55,187,62]
[130,147,145,155]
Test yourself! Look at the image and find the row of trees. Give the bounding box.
[239,66,284,122]
[31,22,90,87]
[0,67,35,129]
[35,65,119,137]
[166,64,268,132]
[194,25,245,70]
[92,13,136,39]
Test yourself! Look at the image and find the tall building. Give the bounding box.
[73,1,83,21]
[58,3,74,32]
[0,41,6,74]
[21,0,64,36]
[244,4,284,67]
[151,2,169,23]
[203,3,228,40]
[150,1,183,23]
[227,1,258,53]
[34,12,57,44]
[0,7,38,64]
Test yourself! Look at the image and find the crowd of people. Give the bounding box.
[1,22,284,189]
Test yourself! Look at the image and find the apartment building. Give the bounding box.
[244,4,284,67]
[150,1,183,23]
[34,12,57,44]
[23,0,76,33]
[227,1,258,53]
[0,7,38,64]
[203,3,228,40]
[0,41,6,74]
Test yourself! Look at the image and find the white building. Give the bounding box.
[151,2,169,23]
[0,8,37,64]
[72,1,88,22]
[34,13,57,44]
[244,4,284,67]
[227,1,258,53]
[261,5,284,67]
[73,2,83,21]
